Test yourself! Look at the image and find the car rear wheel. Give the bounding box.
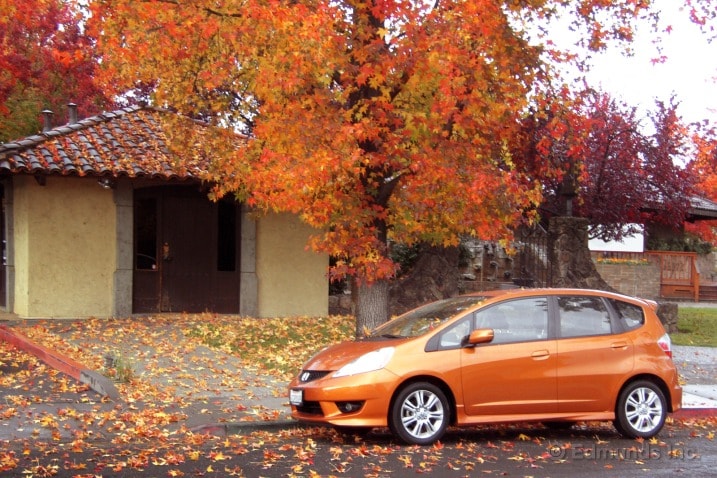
[614,380,667,438]
[390,382,449,445]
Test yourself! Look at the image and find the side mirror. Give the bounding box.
[464,328,495,347]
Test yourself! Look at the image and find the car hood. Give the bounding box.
[303,338,396,371]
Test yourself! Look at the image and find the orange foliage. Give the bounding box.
[86,0,716,300]
[686,129,717,242]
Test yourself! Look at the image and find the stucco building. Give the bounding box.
[0,105,328,319]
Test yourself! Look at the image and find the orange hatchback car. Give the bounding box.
[289,288,682,445]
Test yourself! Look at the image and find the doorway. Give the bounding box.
[132,185,240,313]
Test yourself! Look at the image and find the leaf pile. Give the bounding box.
[184,314,354,377]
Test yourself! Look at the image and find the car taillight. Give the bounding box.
[657,333,672,358]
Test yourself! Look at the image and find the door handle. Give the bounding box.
[531,349,550,359]
[611,341,628,350]
[162,242,172,261]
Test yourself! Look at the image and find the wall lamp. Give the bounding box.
[97,177,117,189]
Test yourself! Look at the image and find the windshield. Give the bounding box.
[370,296,487,338]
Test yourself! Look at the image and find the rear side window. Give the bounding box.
[608,299,645,331]
[558,296,612,338]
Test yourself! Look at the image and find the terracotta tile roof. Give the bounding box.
[0,105,210,179]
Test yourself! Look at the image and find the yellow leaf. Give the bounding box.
[211,451,227,461]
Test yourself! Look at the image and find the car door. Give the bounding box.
[555,295,634,413]
[460,296,558,416]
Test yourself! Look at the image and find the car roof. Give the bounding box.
[462,288,655,309]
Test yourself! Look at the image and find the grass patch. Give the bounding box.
[673,308,717,347]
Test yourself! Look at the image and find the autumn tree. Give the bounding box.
[515,90,695,242]
[686,125,717,242]
[87,0,701,334]
[0,0,108,142]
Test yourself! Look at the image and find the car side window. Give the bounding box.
[474,297,548,344]
[438,317,472,349]
[608,298,645,331]
[558,296,612,338]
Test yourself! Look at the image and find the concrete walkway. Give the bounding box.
[673,344,717,410]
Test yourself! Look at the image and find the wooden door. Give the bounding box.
[133,186,240,313]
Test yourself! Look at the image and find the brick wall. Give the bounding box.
[594,259,661,300]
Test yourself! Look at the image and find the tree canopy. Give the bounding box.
[686,124,717,243]
[86,0,715,330]
[0,0,108,141]
[515,90,696,242]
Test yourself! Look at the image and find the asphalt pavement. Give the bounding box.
[0,309,715,445]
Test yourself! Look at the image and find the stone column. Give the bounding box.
[239,205,258,316]
[113,180,133,317]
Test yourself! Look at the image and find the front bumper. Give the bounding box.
[289,368,399,428]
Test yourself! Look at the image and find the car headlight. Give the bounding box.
[333,347,395,378]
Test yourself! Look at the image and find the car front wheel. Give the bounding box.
[390,382,449,445]
[614,380,667,438]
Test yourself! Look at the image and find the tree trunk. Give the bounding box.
[354,279,390,337]
[548,216,615,291]
[389,245,460,316]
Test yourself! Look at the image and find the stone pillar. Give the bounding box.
[239,205,258,317]
[656,302,678,333]
[548,217,614,291]
[2,179,14,313]
[113,180,133,317]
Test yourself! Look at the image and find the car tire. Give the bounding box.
[614,380,667,439]
[390,382,449,445]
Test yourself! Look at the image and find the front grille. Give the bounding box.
[299,370,331,383]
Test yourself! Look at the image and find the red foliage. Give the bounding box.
[514,91,695,242]
[0,0,108,140]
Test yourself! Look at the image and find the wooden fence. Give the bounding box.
[594,250,700,301]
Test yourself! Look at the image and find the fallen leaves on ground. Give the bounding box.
[1,314,715,476]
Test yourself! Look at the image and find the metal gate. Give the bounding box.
[513,225,550,287]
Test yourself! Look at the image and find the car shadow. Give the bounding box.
[335,421,623,446]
